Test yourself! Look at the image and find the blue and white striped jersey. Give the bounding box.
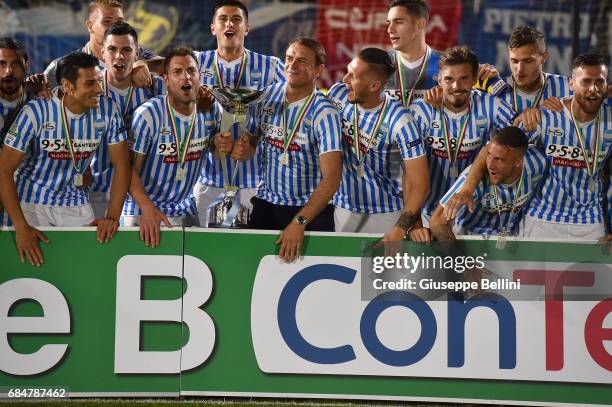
[384,48,442,107]
[195,48,285,189]
[123,95,220,217]
[4,95,126,206]
[440,146,547,235]
[90,73,165,195]
[410,90,515,217]
[496,73,571,113]
[526,101,612,224]
[245,83,343,206]
[327,83,425,213]
[0,96,22,136]
[0,96,25,225]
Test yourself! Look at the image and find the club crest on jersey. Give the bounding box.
[476,117,487,127]
[251,71,262,82]
[94,119,106,135]
[42,122,55,131]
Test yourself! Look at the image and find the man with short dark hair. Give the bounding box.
[408,46,515,233]
[0,37,32,225]
[384,0,441,107]
[123,46,220,247]
[412,126,546,241]
[225,37,342,262]
[89,22,165,219]
[327,47,429,238]
[192,0,285,227]
[43,0,159,89]
[0,51,130,265]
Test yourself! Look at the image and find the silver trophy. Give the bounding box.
[206,87,265,228]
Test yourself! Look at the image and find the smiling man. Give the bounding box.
[0,52,130,266]
[224,38,342,262]
[192,0,285,227]
[89,22,165,220]
[327,48,429,239]
[408,46,515,231]
[122,46,220,247]
[413,127,546,241]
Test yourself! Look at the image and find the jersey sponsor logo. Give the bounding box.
[5,129,18,144]
[425,136,479,157]
[265,136,302,152]
[162,150,203,163]
[481,194,529,214]
[544,143,607,169]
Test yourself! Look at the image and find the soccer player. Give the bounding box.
[409,46,515,226]
[123,46,220,247]
[477,26,571,128]
[43,0,158,89]
[0,52,130,266]
[0,38,31,225]
[451,54,612,240]
[226,38,342,262]
[411,127,546,241]
[90,22,165,219]
[192,0,285,227]
[327,48,429,239]
[385,0,441,107]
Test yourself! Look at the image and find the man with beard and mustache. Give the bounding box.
[43,0,160,89]
[326,48,429,239]
[122,47,220,248]
[0,38,31,226]
[89,22,165,220]
[192,0,285,227]
[407,46,515,236]
[517,53,612,239]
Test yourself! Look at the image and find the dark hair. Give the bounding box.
[572,53,606,71]
[491,126,528,152]
[213,0,248,22]
[56,51,99,85]
[438,46,479,77]
[388,0,430,21]
[0,37,29,65]
[288,37,326,66]
[508,26,546,54]
[103,21,138,45]
[358,48,396,81]
[163,46,198,73]
[88,0,123,17]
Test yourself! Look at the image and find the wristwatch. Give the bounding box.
[295,215,309,225]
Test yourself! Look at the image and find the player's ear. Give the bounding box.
[314,64,324,79]
[416,17,426,31]
[244,22,250,37]
[61,78,73,95]
[86,19,94,35]
[541,51,549,65]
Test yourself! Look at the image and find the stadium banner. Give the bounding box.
[1,228,611,406]
[0,228,184,397]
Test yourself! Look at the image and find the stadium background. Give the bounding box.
[0,0,609,87]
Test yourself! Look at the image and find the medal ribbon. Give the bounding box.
[352,96,390,165]
[103,71,134,120]
[282,91,316,153]
[60,97,85,175]
[396,46,430,106]
[492,168,525,234]
[165,96,197,167]
[512,73,547,113]
[440,99,471,164]
[213,51,247,90]
[570,101,601,177]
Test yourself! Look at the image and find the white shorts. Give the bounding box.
[89,190,109,220]
[121,214,198,227]
[21,202,94,227]
[193,182,256,227]
[334,207,401,234]
[520,215,605,241]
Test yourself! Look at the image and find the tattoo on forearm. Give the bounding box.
[430,225,456,242]
[395,211,419,231]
